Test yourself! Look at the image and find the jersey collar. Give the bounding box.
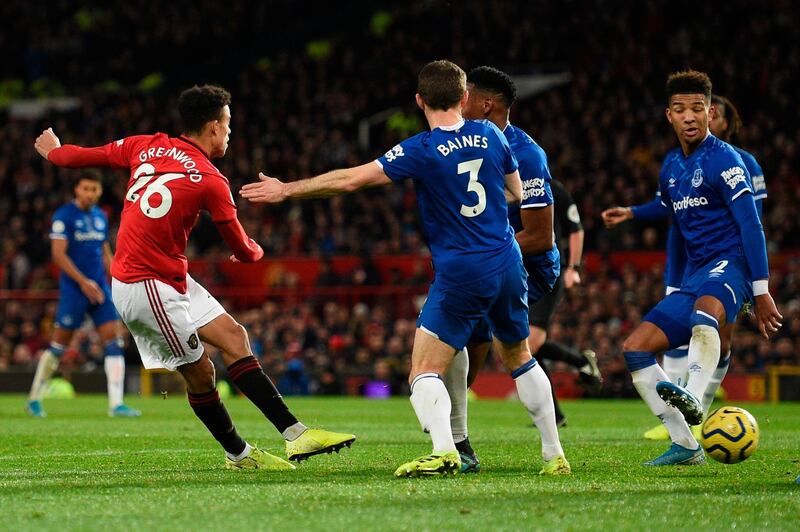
[436,119,465,132]
[177,135,211,160]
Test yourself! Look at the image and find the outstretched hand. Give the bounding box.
[754,293,783,339]
[34,128,61,160]
[240,173,288,203]
[601,206,633,228]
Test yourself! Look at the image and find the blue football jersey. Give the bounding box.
[734,146,767,204]
[659,134,755,276]
[50,202,109,287]
[504,124,560,274]
[376,119,520,285]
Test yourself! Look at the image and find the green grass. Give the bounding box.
[1,395,798,531]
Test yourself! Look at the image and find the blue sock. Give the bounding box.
[624,351,657,372]
[103,338,125,358]
[48,342,66,358]
[510,357,538,379]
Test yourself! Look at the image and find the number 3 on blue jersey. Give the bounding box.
[459,158,485,217]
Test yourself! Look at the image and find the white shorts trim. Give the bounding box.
[111,275,225,371]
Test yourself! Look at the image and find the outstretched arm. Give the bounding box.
[35,128,113,167]
[241,162,391,203]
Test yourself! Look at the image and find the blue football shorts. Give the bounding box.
[471,256,558,343]
[644,256,752,347]
[417,258,530,350]
[55,279,118,330]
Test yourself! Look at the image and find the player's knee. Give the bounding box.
[498,340,531,371]
[621,335,640,353]
[230,322,249,349]
[527,327,546,354]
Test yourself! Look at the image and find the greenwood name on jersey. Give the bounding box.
[376,119,520,285]
[95,134,238,293]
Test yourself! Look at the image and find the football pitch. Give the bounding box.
[1,395,798,531]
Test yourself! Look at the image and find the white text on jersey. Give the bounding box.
[436,135,489,157]
[137,147,202,178]
[672,196,709,212]
[522,178,546,200]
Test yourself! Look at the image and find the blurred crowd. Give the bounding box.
[2,1,800,285]
[1,1,799,390]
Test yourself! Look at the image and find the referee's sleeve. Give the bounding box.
[552,179,582,233]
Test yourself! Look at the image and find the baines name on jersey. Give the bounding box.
[137,146,202,178]
[436,135,489,157]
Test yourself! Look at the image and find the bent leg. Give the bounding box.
[409,328,459,454]
[528,325,568,424]
[685,295,725,403]
[178,353,249,457]
[702,323,735,412]
[495,337,565,462]
[199,313,303,439]
[623,320,696,449]
[28,327,74,405]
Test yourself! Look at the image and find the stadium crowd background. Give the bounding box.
[1,0,799,395]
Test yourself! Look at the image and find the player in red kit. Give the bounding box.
[34,85,355,470]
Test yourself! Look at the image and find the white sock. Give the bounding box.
[410,373,455,454]
[631,364,697,449]
[685,324,721,400]
[662,348,688,385]
[514,362,564,461]
[29,349,61,401]
[443,348,469,443]
[104,356,126,409]
[282,422,308,441]
[226,442,253,461]
[702,351,730,414]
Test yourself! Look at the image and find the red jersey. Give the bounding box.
[48,133,262,293]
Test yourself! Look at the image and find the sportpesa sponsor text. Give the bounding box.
[672,196,709,212]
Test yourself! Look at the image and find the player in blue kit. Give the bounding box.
[27,173,141,418]
[242,60,548,477]
[602,93,769,441]
[621,70,781,466]
[442,66,570,475]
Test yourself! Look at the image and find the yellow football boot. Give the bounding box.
[539,455,572,475]
[226,447,296,471]
[285,428,355,462]
[394,451,461,477]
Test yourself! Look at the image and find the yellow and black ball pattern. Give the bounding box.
[700,406,759,464]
